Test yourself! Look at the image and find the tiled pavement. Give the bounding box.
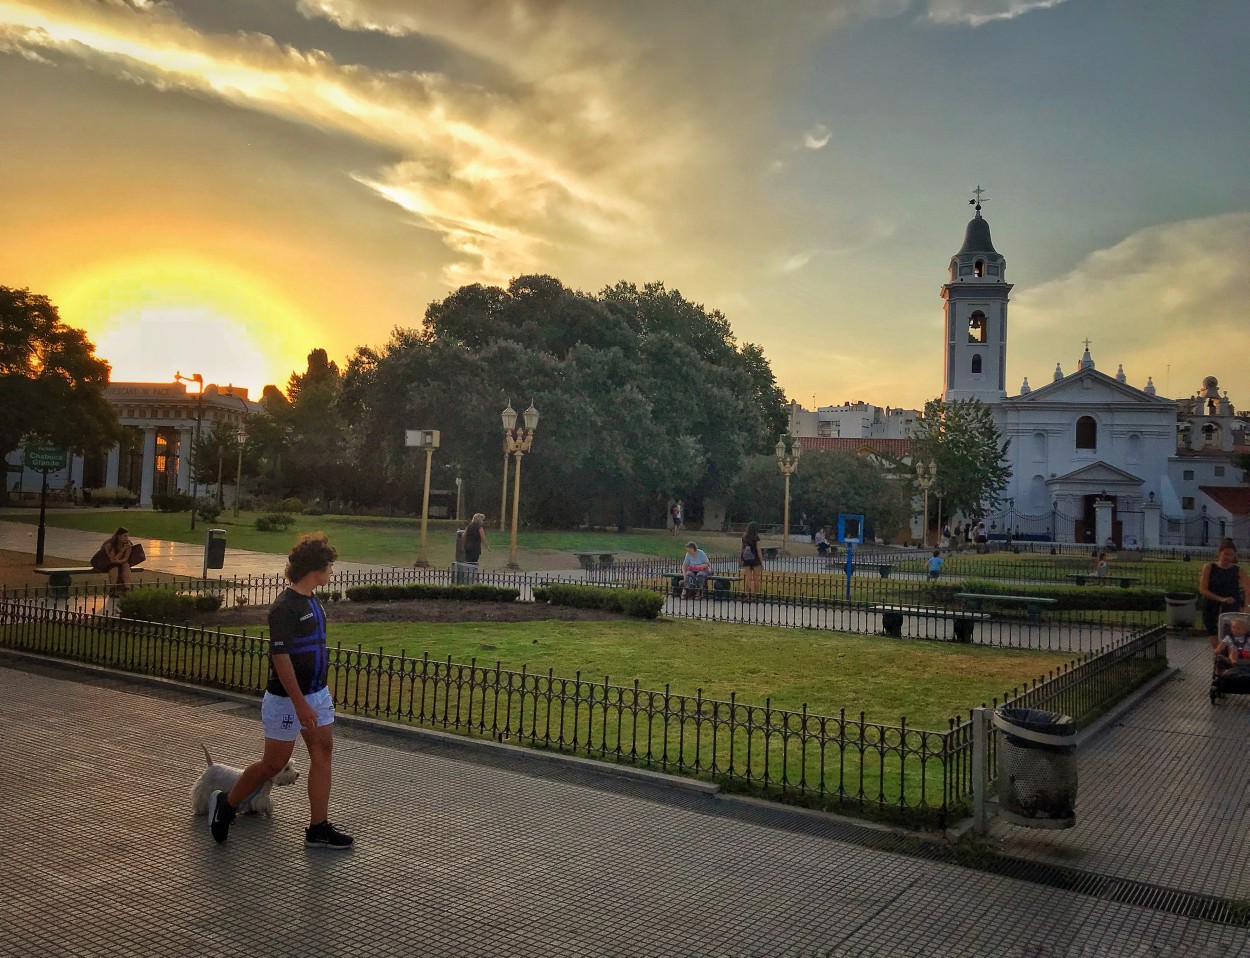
[3,648,1250,958]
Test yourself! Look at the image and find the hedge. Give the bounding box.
[531,584,665,620]
[923,579,1166,612]
[255,513,296,532]
[117,588,223,622]
[344,584,521,603]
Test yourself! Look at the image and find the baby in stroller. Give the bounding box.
[1210,612,1250,703]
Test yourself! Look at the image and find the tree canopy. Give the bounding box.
[0,287,118,486]
[907,397,1011,520]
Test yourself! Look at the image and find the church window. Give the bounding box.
[1183,470,1195,481]
[1203,423,1219,448]
[1032,432,1046,462]
[971,354,983,374]
[1127,433,1142,465]
[1215,466,1226,477]
[974,260,985,278]
[1182,497,1195,510]
[1076,416,1097,450]
[968,311,987,343]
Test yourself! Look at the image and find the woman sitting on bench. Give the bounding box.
[99,527,135,597]
[681,542,711,597]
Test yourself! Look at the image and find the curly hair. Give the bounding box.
[285,532,338,582]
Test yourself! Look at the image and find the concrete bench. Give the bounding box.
[670,573,741,599]
[871,604,988,642]
[955,592,1058,620]
[1066,574,1141,588]
[34,565,144,599]
[573,552,615,571]
[761,546,781,561]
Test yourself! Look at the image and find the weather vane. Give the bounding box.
[969,185,988,215]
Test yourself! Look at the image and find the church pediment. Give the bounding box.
[1006,367,1171,406]
[1048,461,1144,486]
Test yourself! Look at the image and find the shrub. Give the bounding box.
[255,513,296,532]
[532,584,664,619]
[278,497,305,513]
[343,583,521,603]
[151,491,194,513]
[118,587,197,622]
[195,497,222,522]
[88,486,139,508]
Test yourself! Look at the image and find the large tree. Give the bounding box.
[0,287,119,500]
[907,397,1012,521]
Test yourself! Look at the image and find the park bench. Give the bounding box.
[573,552,616,571]
[760,546,781,561]
[34,565,144,600]
[1066,574,1141,589]
[955,592,1058,621]
[871,604,988,643]
[669,573,741,599]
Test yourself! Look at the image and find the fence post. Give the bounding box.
[972,705,991,835]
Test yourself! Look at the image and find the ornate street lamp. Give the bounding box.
[502,400,539,569]
[175,371,204,530]
[775,433,802,555]
[916,460,937,548]
[405,429,441,567]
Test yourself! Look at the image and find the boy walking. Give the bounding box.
[209,532,353,849]
[927,550,945,580]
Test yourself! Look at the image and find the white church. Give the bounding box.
[794,195,1248,549]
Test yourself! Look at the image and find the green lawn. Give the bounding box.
[325,617,1071,730]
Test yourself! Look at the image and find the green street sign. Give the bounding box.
[24,443,67,471]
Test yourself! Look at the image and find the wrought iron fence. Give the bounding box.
[0,599,1166,828]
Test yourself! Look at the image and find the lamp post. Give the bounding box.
[175,371,204,530]
[935,490,945,544]
[228,392,249,518]
[502,400,539,569]
[499,436,510,533]
[774,433,802,555]
[915,460,936,548]
[405,429,441,567]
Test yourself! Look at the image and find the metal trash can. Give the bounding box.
[452,561,477,584]
[203,528,227,572]
[1164,592,1197,629]
[993,707,1077,829]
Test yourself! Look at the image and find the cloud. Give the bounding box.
[1010,213,1250,397]
[803,123,831,150]
[919,0,1071,27]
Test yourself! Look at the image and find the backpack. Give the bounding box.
[741,544,755,562]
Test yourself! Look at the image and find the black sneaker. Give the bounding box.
[208,790,235,844]
[305,820,354,850]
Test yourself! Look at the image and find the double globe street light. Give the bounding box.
[500,400,539,569]
[775,433,801,555]
[915,459,937,548]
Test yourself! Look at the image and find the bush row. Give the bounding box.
[532,584,665,619]
[344,584,521,603]
[117,588,223,622]
[923,579,1166,612]
[255,513,296,532]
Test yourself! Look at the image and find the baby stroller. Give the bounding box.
[1210,612,1250,704]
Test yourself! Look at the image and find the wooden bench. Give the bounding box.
[1066,574,1141,588]
[670,573,741,599]
[34,565,144,599]
[955,592,1058,620]
[871,604,988,642]
[573,552,616,571]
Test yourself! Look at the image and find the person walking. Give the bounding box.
[670,501,683,536]
[1199,540,1250,650]
[927,549,944,580]
[740,522,763,599]
[462,512,489,568]
[209,532,353,850]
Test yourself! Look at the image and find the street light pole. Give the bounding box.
[775,433,802,556]
[502,401,539,569]
[175,371,204,530]
[916,460,936,548]
[404,429,441,567]
[499,433,511,533]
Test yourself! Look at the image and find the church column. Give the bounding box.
[139,427,158,506]
[1143,498,1162,550]
[1094,498,1114,549]
[105,445,120,488]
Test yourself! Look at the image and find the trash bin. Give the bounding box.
[452,561,477,585]
[204,528,227,571]
[454,529,466,564]
[993,707,1077,829]
[1164,592,1197,629]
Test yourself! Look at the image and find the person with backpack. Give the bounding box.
[740,522,763,600]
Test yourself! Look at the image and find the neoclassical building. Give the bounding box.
[5,381,256,507]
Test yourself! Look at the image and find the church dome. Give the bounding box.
[957,215,998,255]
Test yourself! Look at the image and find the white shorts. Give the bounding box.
[261,687,335,741]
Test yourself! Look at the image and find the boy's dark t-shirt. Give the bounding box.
[266,587,328,696]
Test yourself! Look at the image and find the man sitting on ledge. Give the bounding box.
[681,541,711,598]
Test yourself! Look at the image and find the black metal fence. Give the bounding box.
[0,598,1167,827]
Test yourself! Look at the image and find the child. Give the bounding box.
[1094,552,1110,583]
[1215,614,1250,675]
[928,549,944,580]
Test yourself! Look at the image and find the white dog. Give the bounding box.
[191,744,299,818]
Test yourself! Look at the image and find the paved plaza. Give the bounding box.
[3,519,1249,955]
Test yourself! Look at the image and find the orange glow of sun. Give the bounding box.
[55,254,312,399]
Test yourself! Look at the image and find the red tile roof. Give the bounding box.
[1200,486,1250,516]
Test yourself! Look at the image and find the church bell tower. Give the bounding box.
[942,187,1011,403]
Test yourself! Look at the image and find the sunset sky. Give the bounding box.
[1,0,1246,409]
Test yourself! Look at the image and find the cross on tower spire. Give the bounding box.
[969,185,988,216]
[1082,337,1092,350]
